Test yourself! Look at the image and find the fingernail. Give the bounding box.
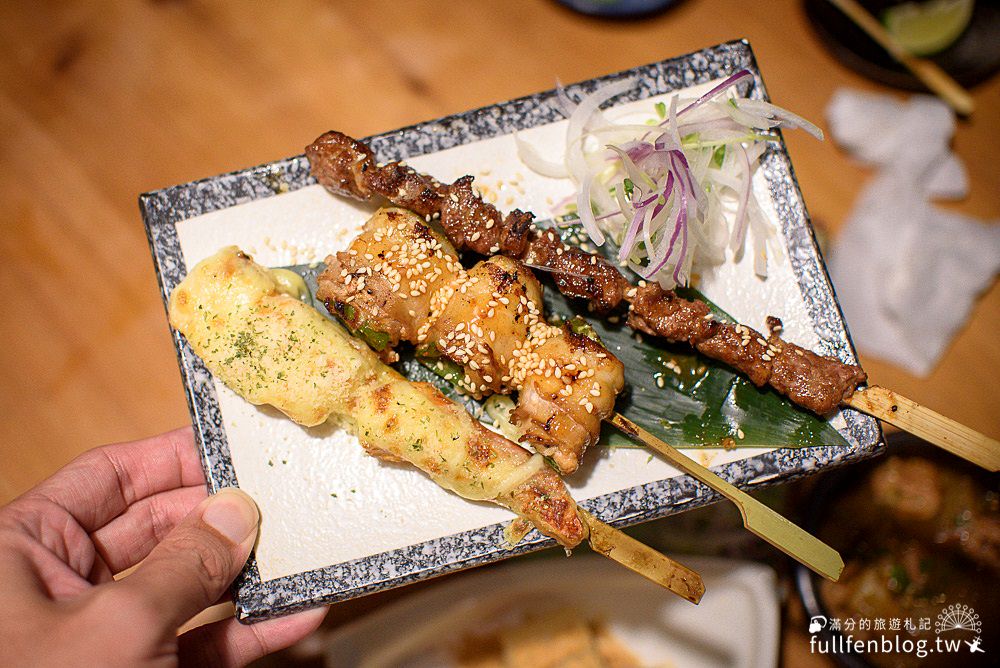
[202,488,260,544]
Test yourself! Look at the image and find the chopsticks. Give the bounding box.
[824,0,974,115]
[844,386,1000,472]
[608,413,846,582]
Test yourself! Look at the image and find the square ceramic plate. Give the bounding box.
[140,39,881,622]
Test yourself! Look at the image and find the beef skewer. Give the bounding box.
[306,130,864,416]
[169,246,705,603]
[318,207,846,581]
[306,131,999,471]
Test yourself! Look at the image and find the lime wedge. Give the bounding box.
[883,0,975,56]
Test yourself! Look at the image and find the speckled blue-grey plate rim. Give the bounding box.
[139,39,883,623]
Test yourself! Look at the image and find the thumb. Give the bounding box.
[113,487,260,631]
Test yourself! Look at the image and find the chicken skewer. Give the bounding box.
[168,245,705,603]
[318,207,624,475]
[318,208,845,581]
[306,130,1000,471]
[307,130,865,416]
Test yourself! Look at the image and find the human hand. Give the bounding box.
[0,427,326,667]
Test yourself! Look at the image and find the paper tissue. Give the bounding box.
[826,90,1000,377]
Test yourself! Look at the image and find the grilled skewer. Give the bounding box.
[318,208,624,474]
[306,130,866,416]
[169,246,705,602]
[319,208,847,581]
[305,130,1000,472]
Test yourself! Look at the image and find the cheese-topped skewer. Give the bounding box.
[168,245,706,602]
[168,246,585,547]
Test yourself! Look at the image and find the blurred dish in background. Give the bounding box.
[804,0,1000,89]
[556,0,680,18]
[797,434,999,668]
[324,556,779,667]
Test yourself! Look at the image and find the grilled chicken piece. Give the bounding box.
[169,246,585,547]
[424,256,544,398]
[306,130,867,415]
[316,207,463,354]
[511,324,625,474]
[316,210,624,475]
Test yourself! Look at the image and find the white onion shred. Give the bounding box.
[516,70,823,288]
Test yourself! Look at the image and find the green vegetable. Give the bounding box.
[357,324,390,351]
[654,101,667,119]
[567,316,602,344]
[711,145,726,169]
[283,263,849,451]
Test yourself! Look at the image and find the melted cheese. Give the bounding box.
[169,246,542,502]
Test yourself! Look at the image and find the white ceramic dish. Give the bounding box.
[322,555,781,668]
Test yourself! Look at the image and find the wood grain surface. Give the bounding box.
[2,2,996,665]
[1,0,997,524]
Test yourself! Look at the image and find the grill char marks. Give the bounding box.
[628,283,866,414]
[306,130,867,415]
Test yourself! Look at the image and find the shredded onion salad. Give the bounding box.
[516,70,823,289]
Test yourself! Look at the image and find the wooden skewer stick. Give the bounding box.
[825,0,974,116]
[579,509,705,604]
[608,413,845,582]
[844,386,1000,472]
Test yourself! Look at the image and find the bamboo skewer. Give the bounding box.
[608,413,845,582]
[844,386,1000,472]
[579,509,705,604]
[825,0,974,115]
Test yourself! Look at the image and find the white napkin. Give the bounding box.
[826,89,1000,377]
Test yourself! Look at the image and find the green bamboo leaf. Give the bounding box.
[285,261,847,450]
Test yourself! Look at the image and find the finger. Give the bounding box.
[91,485,208,574]
[178,607,328,667]
[27,426,205,532]
[110,488,259,631]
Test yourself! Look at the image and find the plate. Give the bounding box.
[322,556,780,668]
[139,39,881,622]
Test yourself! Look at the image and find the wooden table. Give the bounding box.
[1,0,996,662]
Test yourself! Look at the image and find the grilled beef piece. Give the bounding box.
[306,130,867,415]
[522,229,631,314]
[628,283,866,413]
